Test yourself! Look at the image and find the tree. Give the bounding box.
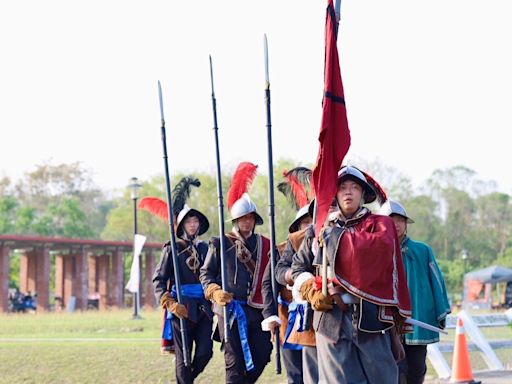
[102,159,310,247]
[474,192,512,258]
[0,196,17,234]
[11,162,112,238]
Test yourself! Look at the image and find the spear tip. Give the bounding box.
[263,34,270,85]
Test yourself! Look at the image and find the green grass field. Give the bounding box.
[0,309,510,383]
[0,309,285,384]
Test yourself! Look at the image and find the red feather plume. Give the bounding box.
[138,197,169,222]
[361,171,387,205]
[286,174,309,208]
[227,162,258,210]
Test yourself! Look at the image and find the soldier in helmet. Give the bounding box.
[199,162,273,384]
[262,167,316,384]
[379,200,450,384]
[151,177,214,384]
[292,165,412,384]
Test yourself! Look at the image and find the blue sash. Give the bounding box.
[162,284,204,341]
[278,296,303,350]
[228,300,254,371]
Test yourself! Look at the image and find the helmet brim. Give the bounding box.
[177,209,210,237]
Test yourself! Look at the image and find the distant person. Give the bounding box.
[262,167,315,384]
[151,177,213,384]
[379,200,450,384]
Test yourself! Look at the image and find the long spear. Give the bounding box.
[157,81,191,366]
[208,56,230,342]
[263,34,282,375]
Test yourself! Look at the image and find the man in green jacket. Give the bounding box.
[379,200,451,384]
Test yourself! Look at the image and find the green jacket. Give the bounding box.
[401,236,451,344]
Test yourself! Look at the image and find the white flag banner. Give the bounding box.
[125,234,147,293]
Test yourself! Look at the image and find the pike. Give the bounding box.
[157,81,191,366]
[208,56,230,342]
[405,317,448,335]
[263,34,282,375]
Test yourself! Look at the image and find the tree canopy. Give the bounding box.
[2,160,512,300]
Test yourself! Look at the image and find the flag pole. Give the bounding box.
[318,0,345,296]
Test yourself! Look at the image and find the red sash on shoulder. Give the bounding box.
[248,235,270,308]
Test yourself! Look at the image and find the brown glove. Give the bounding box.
[299,278,333,311]
[160,294,188,319]
[160,293,174,310]
[205,283,233,306]
[310,290,334,311]
[168,301,188,319]
[299,278,317,302]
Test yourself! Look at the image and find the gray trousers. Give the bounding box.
[302,346,318,384]
[316,310,398,384]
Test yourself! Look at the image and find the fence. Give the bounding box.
[427,309,512,378]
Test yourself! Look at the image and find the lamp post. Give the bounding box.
[461,249,469,307]
[462,249,468,276]
[129,177,142,319]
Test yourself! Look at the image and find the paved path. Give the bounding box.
[425,370,512,384]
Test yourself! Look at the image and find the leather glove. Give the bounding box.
[205,283,233,306]
[310,290,334,311]
[299,278,333,311]
[160,293,174,310]
[168,301,188,319]
[299,278,317,302]
[213,289,233,306]
[160,294,188,319]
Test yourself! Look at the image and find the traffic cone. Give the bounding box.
[450,318,480,384]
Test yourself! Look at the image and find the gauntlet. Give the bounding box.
[205,283,233,306]
[310,290,334,312]
[300,278,333,311]
[160,294,188,319]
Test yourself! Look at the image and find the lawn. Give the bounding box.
[0,309,510,383]
[0,309,285,384]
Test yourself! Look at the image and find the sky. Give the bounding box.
[1,0,512,196]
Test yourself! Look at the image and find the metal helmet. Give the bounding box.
[228,193,264,225]
[337,166,377,204]
[176,204,210,238]
[379,200,415,223]
[288,200,314,233]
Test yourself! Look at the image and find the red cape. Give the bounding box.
[333,213,411,318]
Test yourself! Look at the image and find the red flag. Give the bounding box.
[312,0,350,236]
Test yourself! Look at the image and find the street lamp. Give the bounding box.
[461,249,469,307]
[461,249,469,276]
[129,177,142,319]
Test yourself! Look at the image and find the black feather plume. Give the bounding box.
[277,180,295,208]
[172,176,201,216]
[277,167,312,210]
[284,167,312,187]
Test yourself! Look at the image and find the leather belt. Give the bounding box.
[328,285,359,311]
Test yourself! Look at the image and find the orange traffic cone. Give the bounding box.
[450,318,480,383]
